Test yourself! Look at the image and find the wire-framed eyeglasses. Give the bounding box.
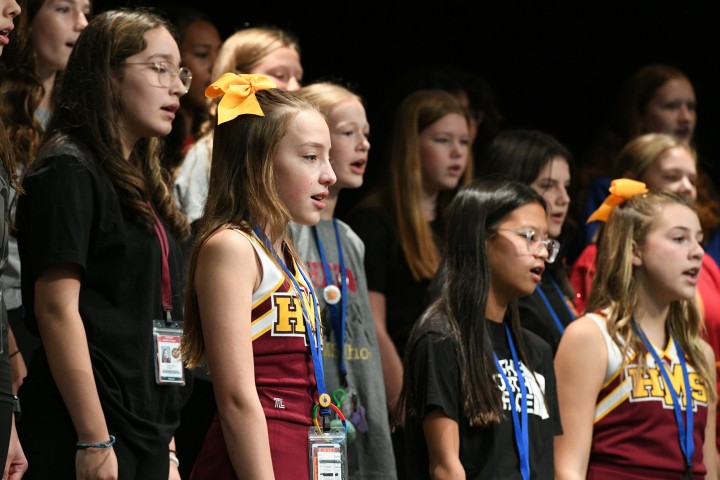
[493,228,561,264]
[124,61,192,94]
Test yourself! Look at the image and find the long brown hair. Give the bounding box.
[361,89,473,281]
[0,0,93,172]
[1,0,53,172]
[0,121,20,190]
[33,8,189,241]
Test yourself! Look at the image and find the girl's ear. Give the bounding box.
[631,240,642,267]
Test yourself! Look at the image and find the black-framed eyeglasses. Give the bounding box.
[493,228,560,264]
[124,61,192,94]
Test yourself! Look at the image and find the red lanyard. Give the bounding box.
[147,201,172,321]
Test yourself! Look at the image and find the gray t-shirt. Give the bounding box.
[291,219,397,479]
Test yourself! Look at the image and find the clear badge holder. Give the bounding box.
[308,425,347,480]
[152,319,185,385]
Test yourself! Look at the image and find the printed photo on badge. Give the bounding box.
[154,329,185,385]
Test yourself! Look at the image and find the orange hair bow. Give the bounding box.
[205,73,277,125]
[586,178,649,223]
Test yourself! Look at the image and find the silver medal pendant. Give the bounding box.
[323,285,342,305]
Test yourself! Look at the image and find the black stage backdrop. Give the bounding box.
[94,0,720,203]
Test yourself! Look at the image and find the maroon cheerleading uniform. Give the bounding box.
[191,228,319,479]
[587,311,710,479]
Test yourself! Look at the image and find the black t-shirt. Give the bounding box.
[405,317,561,479]
[518,271,576,355]
[345,204,438,356]
[430,270,576,357]
[16,139,191,454]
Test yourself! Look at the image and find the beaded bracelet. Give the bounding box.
[76,435,116,450]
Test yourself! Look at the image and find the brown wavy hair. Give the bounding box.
[31,8,189,240]
[0,0,92,173]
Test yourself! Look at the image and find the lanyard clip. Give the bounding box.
[318,392,332,418]
[164,309,172,326]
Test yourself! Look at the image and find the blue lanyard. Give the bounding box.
[493,323,529,480]
[535,273,576,334]
[252,227,329,415]
[313,220,348,380]
[631,318,694,473]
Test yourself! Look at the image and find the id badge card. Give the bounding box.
[308,426,347,480]
[153,320,185,385]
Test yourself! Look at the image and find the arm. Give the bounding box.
[700,341,717,479]
[553,316,607,480]
[422,409,464,480]
[195,230,274,479]
[3,415,27,480]
[168,436,179,480]
[34,263,117,479]
[368,291,404,411]
[7,328,26,394]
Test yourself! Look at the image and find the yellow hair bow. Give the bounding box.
[205,73,277,125]
[586,178,649,223]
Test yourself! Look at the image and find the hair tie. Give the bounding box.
[586,178,649,223]
[205,73,277,124]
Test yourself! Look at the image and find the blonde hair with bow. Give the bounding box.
[182,87,321,366]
